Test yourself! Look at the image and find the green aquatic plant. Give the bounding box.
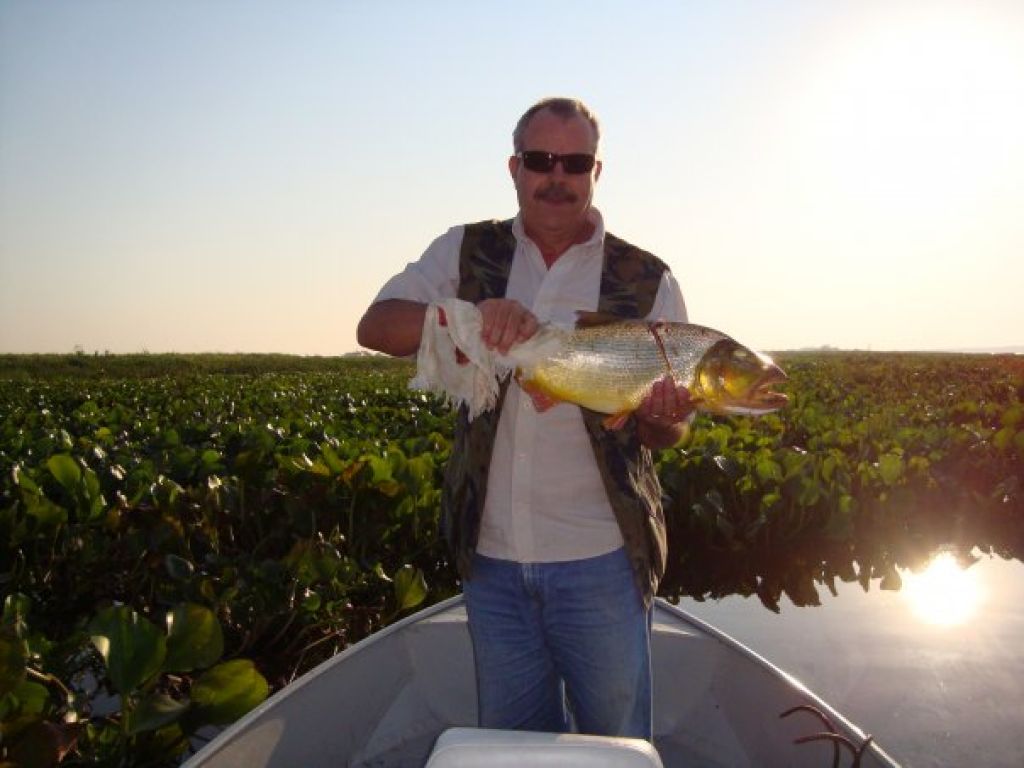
[0,351,1021,762]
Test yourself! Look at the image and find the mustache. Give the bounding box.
[534,184,579,203]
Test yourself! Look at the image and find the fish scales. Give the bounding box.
[522,323,698,414]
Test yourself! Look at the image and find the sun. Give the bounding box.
[902,552,982,627]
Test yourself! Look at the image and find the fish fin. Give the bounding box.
[519,378,562,413]
[601,411,632,430]
[574,310,623,329]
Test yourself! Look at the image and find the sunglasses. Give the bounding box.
[517,151,597,175]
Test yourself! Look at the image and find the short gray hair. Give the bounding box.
[512,97,601,153]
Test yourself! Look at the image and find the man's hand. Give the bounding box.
[478,299,539,355]
[635,376,697,449]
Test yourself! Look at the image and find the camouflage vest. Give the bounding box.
[441,218,669,607]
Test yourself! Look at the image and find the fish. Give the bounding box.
[503,313,788,429]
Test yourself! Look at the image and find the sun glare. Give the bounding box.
[902,553,982,627]
[786,4,1024,225]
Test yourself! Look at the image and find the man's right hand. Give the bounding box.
[477,299,539,355]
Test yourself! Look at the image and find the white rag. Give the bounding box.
[409,299,511,420]
[409,298,563,420]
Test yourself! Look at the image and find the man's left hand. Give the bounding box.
[635,376,697,449]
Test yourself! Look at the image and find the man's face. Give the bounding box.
[509,109,602,235]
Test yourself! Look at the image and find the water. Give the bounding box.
[679,553,1024,768]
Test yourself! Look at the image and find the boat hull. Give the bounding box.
[185,596,900,767]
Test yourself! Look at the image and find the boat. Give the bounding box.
[184,595,901,767]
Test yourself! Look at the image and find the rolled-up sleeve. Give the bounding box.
[373,226,464,305]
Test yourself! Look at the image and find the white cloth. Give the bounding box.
[373,208,688,563]
[410,298,565,421]
[410,299,506,421]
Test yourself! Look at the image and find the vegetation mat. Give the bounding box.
[1,352,1021,765]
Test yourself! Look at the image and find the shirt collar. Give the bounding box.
[511,207,605,251]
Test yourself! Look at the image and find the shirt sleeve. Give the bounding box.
[647,269,688,323]
[372,225,463,305]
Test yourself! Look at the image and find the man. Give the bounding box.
[357,97,693,740]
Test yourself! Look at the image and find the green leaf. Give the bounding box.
[10,679,50,715]
[23,495,68,528]
[82,466,101,500]
[302,591,322,612]
[993,427,1014,451]
[712,454,741,480]
[404,455,435,492]
[46,454,80,492]
[0,630,29,696]
[75,399,99,418]
[3,593,31,624]
[1001,403,1023,428]
[58,429,73,450]
[394,566,428,613]
[366,455,401,496]
[755,458,783,483]
[164,554,195,582]
[89,606,167,694]
[821,453,839,483]
[128,692,190,735]
[284,540,341,585]
[797,477,823,507]
[319,443,346,474]
[878,452,904,486]
[782,449,810,478]
[164,604,224,673]
[12,465,40,494]
[82,467,105,519]
[191,659,269,725]
[308,458,331,476]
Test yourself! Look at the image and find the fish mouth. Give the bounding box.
[750,367,788,409]
[721,365,788,415]
[695,348,790,416]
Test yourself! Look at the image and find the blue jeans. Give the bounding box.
[463,547,653,740]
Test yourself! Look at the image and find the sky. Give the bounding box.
[1,0,1022,355]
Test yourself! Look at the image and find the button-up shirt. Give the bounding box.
[373,209,687,562]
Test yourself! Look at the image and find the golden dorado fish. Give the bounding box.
[504,314,788,429]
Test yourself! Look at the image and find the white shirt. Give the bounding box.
[373,209,688,562]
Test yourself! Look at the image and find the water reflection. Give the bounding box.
[901,552,982,627]
[680,553,1024,767]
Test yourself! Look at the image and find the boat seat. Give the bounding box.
[425,727,664,768]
